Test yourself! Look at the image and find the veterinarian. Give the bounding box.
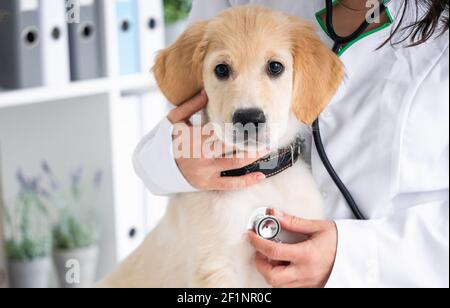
[134,0,449,288]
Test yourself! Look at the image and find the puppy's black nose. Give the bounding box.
[232,108,266,127]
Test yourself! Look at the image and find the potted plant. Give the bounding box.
[42,163,101,288]
[4,170,52,288]
[52,212,98,288]
[164,0,192,44]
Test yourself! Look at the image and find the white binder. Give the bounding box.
[137,0,165,74]
[110,93,169,259]
[110,95,147,260]
[140,92,169,232]
[39,0,70,86]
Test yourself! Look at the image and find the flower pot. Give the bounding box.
[53,246,99,288]
[165,19,188,45]
[8,257,51,288]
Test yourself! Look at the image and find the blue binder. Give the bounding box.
[116,0,140,75]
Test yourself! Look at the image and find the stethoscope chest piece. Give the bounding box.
[247,207,281,242]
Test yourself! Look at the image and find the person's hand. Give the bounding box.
[168,90,268,191]
[247,209,338,288]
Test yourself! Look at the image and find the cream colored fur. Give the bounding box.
[99,6,343,288]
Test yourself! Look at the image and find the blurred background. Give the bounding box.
[0,0,192,288]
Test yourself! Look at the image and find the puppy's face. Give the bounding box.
[154,6,344,150]
[203,37,294,149]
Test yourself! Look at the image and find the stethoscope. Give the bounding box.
[312,0,389,221]
[251,1,390,240]
[248,208,282,242]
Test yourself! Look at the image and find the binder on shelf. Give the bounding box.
[0,0,43,89]
[39,0,70,87]
[140,92,169,232]
[137,0,165,74]
[116,0,140,76]
[110,95,147,260]
[68,0,103,81]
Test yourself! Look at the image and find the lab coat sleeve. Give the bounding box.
[327,201,449,288]
[133,118,197,196]
[326,45,449,288]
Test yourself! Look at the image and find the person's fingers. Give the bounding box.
[167,90,208,124]
[269,209,321,235]
[212,173,266,191]
[247,232,300,261]
[254,253,297,288]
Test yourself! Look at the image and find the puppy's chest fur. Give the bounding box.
[172,159,324,243]
[99,159,324,288]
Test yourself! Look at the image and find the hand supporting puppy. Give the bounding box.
[168,91,268,191]
[247,209,338,288]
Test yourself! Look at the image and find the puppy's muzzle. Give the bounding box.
[232,108,268,144]
[232,108,266,127]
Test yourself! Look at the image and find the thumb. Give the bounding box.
[270,209,320,235]
[168,90,208,124]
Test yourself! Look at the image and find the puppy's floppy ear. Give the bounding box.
[153,21,209,105]
[290,19,345,124]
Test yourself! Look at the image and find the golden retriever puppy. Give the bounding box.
[99,6,344,288]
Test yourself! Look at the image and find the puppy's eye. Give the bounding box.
[215,64,230,80]
[267,61,284,77]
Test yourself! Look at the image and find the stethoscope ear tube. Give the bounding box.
[325,0,388,50]
[325,0,371,44]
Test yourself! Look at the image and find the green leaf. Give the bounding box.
[3,191,52,261]
[52,214,97,250]
[164,0,192,25]
[5,237,51,262]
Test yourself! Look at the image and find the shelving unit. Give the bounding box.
[0,0,169,280]
[0,74,157,109]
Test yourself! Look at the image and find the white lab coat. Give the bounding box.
[133,0,449,287]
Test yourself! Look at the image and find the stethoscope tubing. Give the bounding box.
[313,0,388,220]
[312,119,366,220]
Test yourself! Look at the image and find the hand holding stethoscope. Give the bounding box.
[247,209,338,288]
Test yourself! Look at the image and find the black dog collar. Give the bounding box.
[221,137,305,179]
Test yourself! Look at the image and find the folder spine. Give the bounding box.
[68,0,103,81]
[40,0,70,86]
[0,0,43,89]
[116,0,140,75]
[137,0,164,74]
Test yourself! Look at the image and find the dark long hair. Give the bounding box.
[386,0,449,47]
